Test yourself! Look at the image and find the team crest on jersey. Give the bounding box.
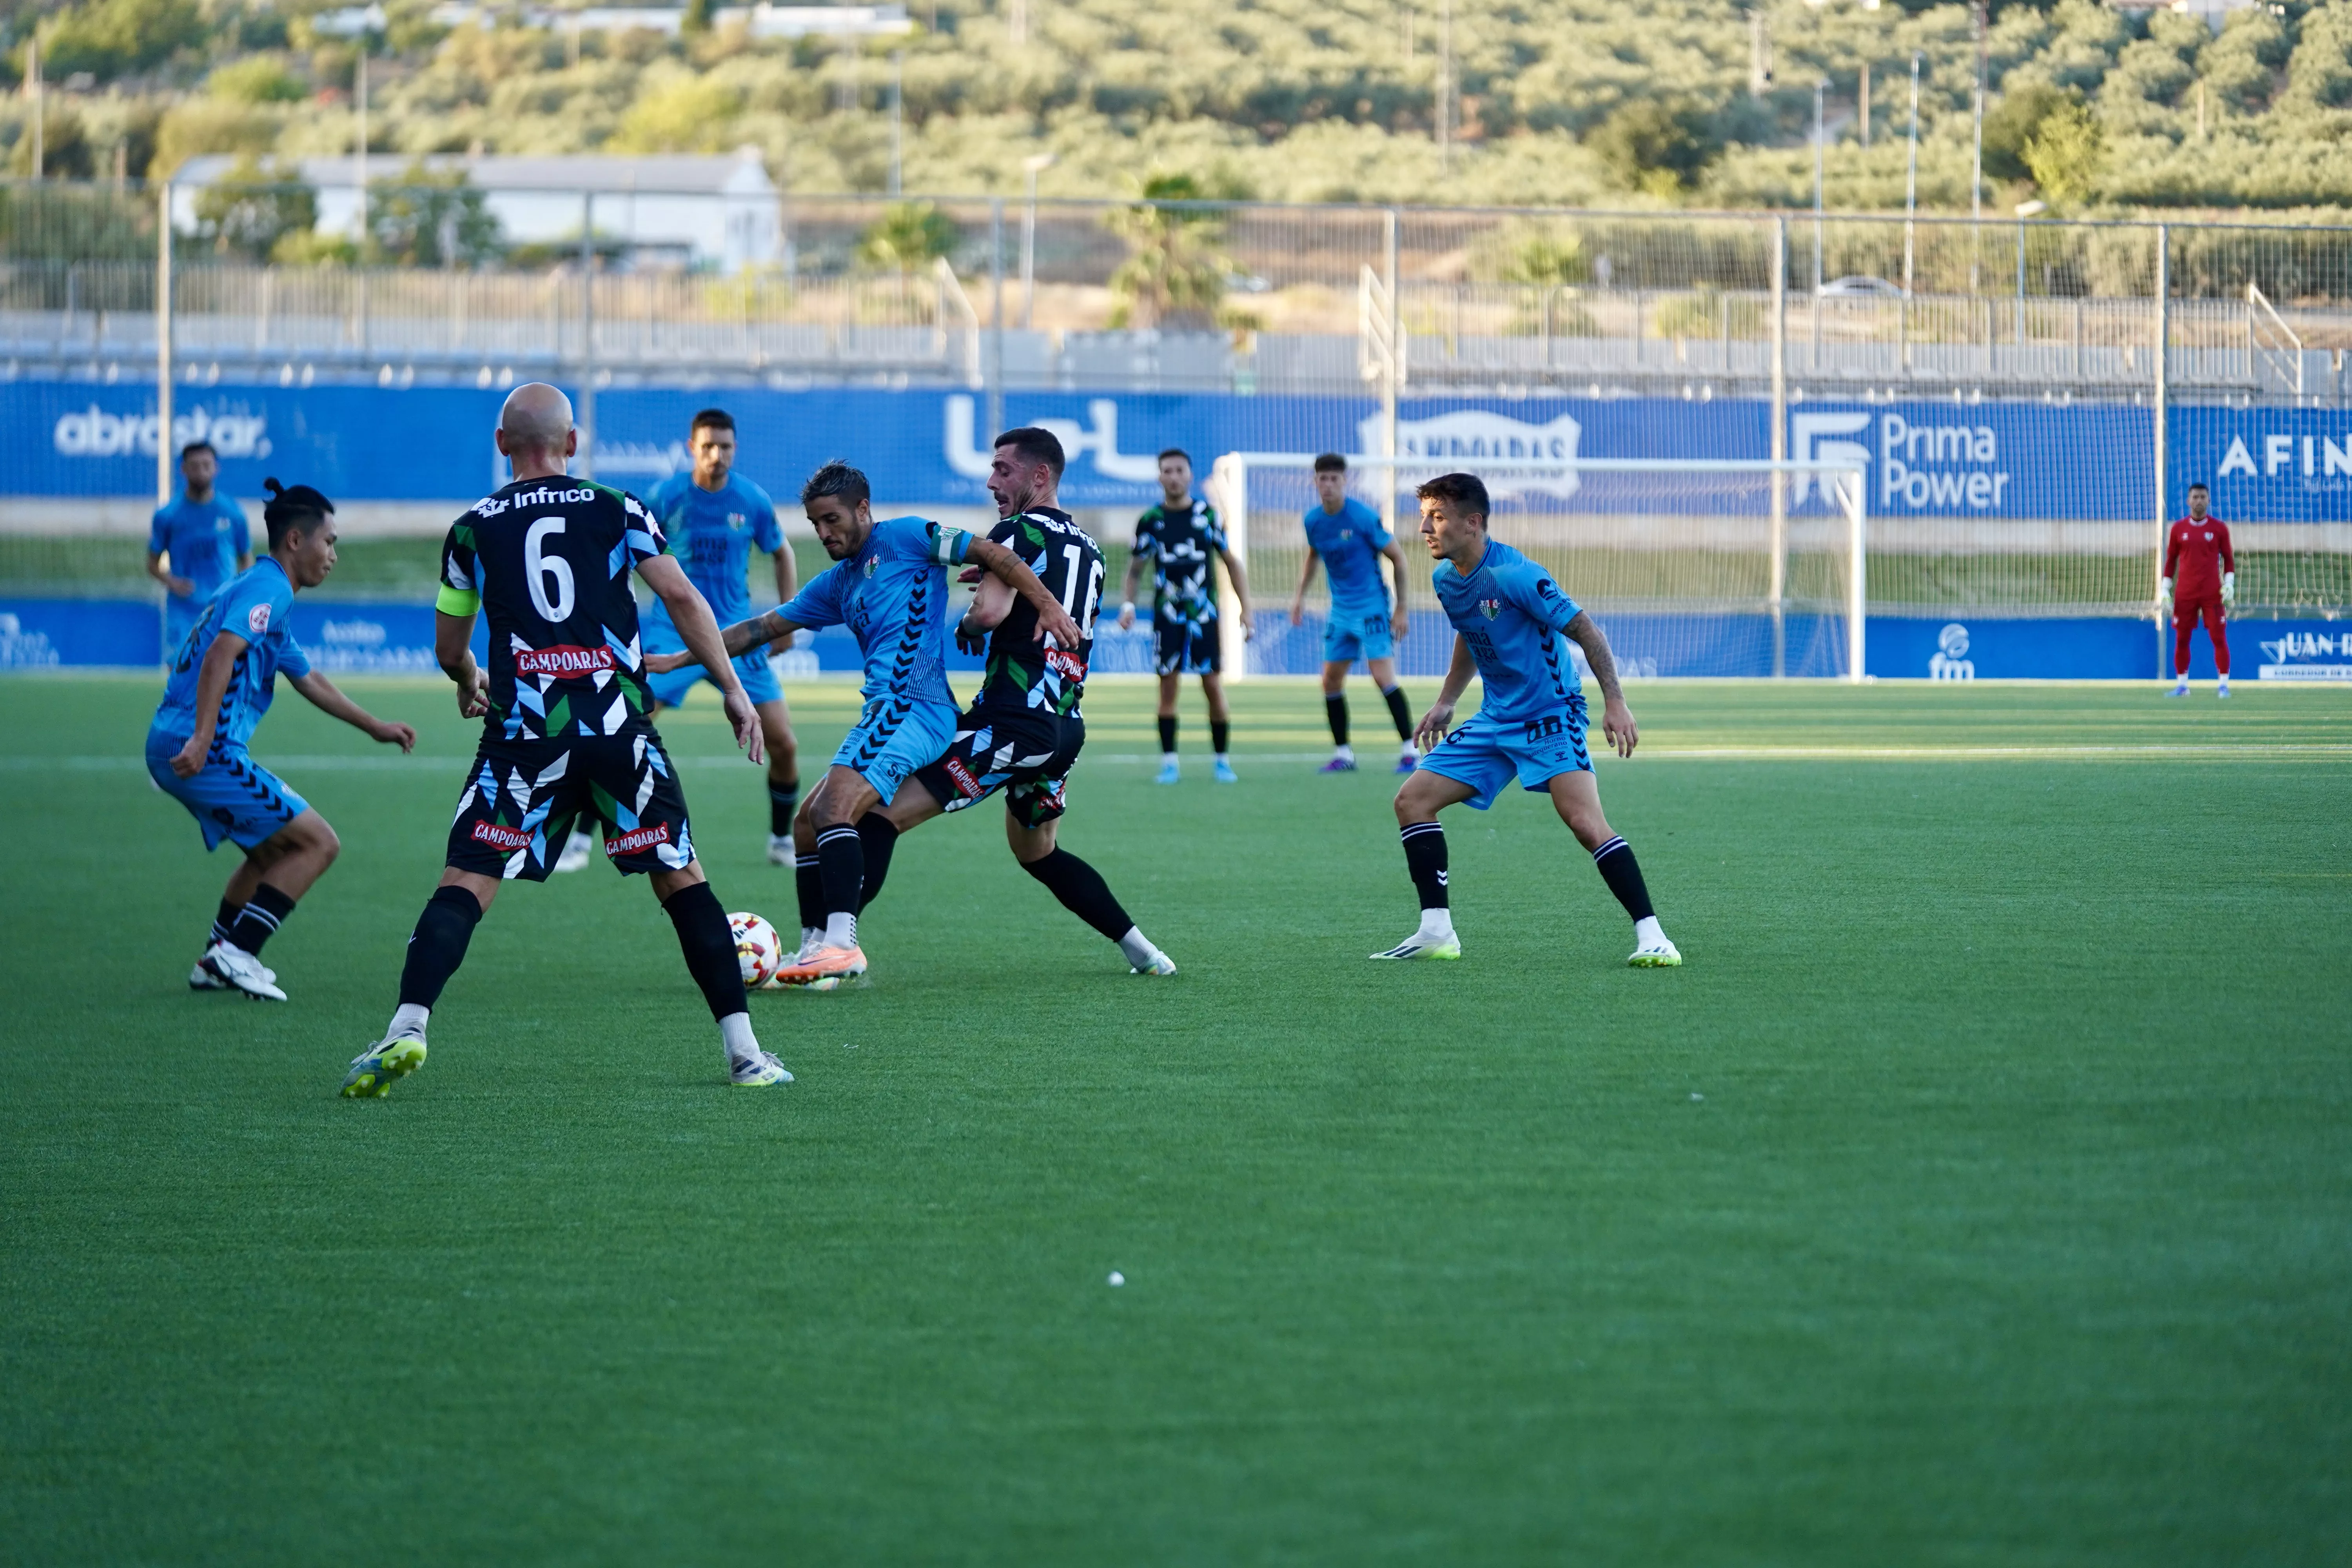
[728,512,747,530]
[864,555,878,577]
[1477,598,1502,619]
[247,603,271,634]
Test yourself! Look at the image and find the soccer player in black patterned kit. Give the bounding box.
[859,426,1178,975]
[340,384,792,1096]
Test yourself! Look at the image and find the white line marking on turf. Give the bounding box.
[14,744,2352,772]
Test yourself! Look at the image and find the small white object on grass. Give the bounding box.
[1690,1092,1704,1102]
[1107,1271,1125,1287]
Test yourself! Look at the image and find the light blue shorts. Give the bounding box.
[1416,698,1591,810]
[833,696,958,805]
[146,729,311,851]
[641,618,783,708]
[1323,607,1395,665]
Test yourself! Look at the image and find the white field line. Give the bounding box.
[16,743,2352,773]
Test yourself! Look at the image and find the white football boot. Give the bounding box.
[200,940,287,1001]
[1628,919,1683,967]
[552,830,595,873]
[729,1049,795,1086]
[189,953,275,991]
[1371,917,1462,960]
[766,834,795,866]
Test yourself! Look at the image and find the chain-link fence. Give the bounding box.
[13,178,2352,403]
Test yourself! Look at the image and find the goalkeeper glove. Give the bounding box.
[2221,570,2236,608]
[2157,576,2173,612]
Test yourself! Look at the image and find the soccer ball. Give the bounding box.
[729,911,784,989]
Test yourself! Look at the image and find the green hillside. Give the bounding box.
[5,0,2352,212]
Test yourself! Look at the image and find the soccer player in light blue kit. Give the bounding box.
[147,440,251,657]
[648,459,1080,988]
[553,407,802,872]
[1287,452,1418,774]
[1376,472,1681,968]
[147,479,417,1000]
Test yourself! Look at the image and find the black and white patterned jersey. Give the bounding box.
[1132,499,1225,631]
[437,478,666,741]
[975,506,1103,717]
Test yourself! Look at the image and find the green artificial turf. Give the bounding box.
[2,675,2347,1565]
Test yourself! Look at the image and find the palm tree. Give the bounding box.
[1105,173,1230,331]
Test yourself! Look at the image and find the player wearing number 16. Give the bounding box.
[342,383,791,1097]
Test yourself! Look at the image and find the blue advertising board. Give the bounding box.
[7,379,2158,521]
[2167,405,2352,522]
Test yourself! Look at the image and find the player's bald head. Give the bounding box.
[500,383,574,448]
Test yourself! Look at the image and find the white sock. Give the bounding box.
[1417,907,1455,942]
[1161,751,1178,768]
[1116,926,1159,967]
[387,1002,430,1042]
[719,1011,759,1063]
[1634,915,1666,948]
[1335,743,1355,763]
[1216,752,1232,765]
[824,911,858,950]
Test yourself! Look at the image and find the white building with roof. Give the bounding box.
[170,148,780,271]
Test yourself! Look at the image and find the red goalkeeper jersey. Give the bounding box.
[2165,515,2234,600]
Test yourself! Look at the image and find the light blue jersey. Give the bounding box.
[777,515,973,706]
[149,493,250,604]
[642,470,785,630]
[1432,539,1583,724]
[1304,497,1394,619]
[151,557,310,746]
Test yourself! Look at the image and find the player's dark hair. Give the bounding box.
[1158,446,1192,467]
[2187,481,2209,493]
[800,459,870,510]
[994,426,1066,479]
[260,477,334,550]
[180,440,216,462]
[1313,452,1347,473]
[1416,472,1490,525]
[690,407,735,435]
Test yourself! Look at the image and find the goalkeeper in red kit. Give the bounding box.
[2162,481,2235,699]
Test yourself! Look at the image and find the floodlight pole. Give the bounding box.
[1769,214,1788,681]
[1902,52,1920,299]
[1812,78,1825,370]
[578,192,596,480]
[156,178,173,508]
[987,198,1005,438]
[1383,207,1401,541]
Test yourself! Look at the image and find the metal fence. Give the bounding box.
[10,180,2352,405]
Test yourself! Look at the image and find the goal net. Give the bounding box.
[1208,454,1868,681]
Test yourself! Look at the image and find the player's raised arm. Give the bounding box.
[1289,547,1321,627]
[288,668,416,752]
[639,554,763,766]
[1564,610,1637,758]
[1416,634,1474,751]
[966,535,1082,648]
[168,629,250,777]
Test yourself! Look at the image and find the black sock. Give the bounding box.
[1382,684,1414,741]
[857,813,900,911]
[397,884,484,1009]
[1325,693,1350,746]
[1158,714,1178,755]
[815,821,864,928]
[794,852,822,933]
[227,884,297,956]
[1590,836,1655,922]
[1211,719,1231,755]
[768,779,799,838]
[662,880,750,1023]
[1021,848,1135,942]
[212,897,241,948]
[1400,821,1449,911]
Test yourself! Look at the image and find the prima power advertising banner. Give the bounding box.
[8,379,2164,521]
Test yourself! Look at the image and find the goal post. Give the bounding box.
[1208,453,1870,682]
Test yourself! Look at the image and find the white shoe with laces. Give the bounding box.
[190,954,275,990]
[1629,934,1683,967]
[767,834,795,866]
[729,1049,795,1086]
[553,830,595,874]
[200,940,287,1000]
[1130,949,1178,976]
[1370,930,1462,961]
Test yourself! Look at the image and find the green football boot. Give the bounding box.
[340,1037,427,1098]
